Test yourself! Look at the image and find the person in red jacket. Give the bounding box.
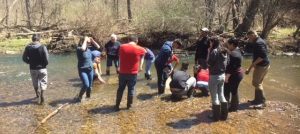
[195,65,210,96]
[115,35,146,111]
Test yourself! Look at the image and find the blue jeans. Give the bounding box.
[209,74,227,105]
[78,67,94,91]
[145,58,155,75]
[116,74,137,106]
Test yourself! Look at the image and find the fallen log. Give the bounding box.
[41,103,69,124]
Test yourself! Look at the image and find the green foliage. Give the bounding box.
[0,38,48,52]
[269,27,296,40]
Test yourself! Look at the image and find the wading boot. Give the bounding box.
[253,90,267,109]
[74,89,85,103]
[114,91,123,111]
[86,88,91,99]
[208,104,221,121]
[229,94,239,112]
[106,70,110,75]
[148,74,152,80]
[248,90,259,105]
[127,96,133,109]
[158,88,165,95]
[187,87,195,98]
[38,90,45,105]
[220,102,228,120]
[34,88,39,98]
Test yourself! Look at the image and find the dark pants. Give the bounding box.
[107,55,119,68]
[115,74,137,107]
[197,58,208,69]
[78,67,94,97]
[224,72,243,104]
[155,61,168,94]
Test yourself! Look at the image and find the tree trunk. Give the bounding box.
[232,0,240,30]
[234,0,261,37]
[39,0,45,26]
[5,0,9,26]
[224,4,231,30]
[205,0,216,29]
[25,0,32,29]
[113,0,119,19]
[127,0,132,22]
[293,25,300,38]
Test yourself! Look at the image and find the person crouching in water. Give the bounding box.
[207,37,228,121]
[91,50,106,84]
[75,36,100,102]
[169,62,196,99]
[224,38,244,112]
[195,65,210,96]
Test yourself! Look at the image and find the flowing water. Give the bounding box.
[0,53,299,133]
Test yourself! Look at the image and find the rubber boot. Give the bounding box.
[127,96,133,109]
[229,94,239,112]
[220,102,228,120]
[75,89,85,103]
[34,88,39,98]
[38,90,44,105]
[187,87,195,98]
[208,104,221,121]
[86,88,91,99]
[248,90,259,105]
[115,90,123,111]
[106,70,110,75]
[148,74,152,80]
[254,89,266,108]
[158,88,165,95]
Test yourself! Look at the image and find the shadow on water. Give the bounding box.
[145,82,157,89]
[48,98,76,107]
[68,78,81,82]
[238,102,256,111]
[0,97,36,107]
[137,92,157,101]
[88,105,119,115]
[166,110,213,129]
[160,95,187,102]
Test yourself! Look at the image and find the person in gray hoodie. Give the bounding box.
[22,34,49,104]
[207,37,228,121]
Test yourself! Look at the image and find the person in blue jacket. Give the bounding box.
[154,39,182,94]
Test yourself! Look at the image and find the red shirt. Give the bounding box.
[119,43,146,74]
[197,69,209,82]
[167,55,179,64]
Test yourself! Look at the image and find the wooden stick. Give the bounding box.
[41,103,69,124]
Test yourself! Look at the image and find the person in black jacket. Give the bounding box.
[22,34,49,104]
[195,27,210,69]
[224,38,244,112]
[245,30,270,108]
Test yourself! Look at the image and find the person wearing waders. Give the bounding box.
[22,34,49,105]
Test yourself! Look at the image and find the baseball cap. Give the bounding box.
[201,27,209,32]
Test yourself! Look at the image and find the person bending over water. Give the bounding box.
[169,62,196,99]
[91,50,106,84]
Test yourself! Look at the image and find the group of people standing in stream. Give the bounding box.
[22,27,270,122]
